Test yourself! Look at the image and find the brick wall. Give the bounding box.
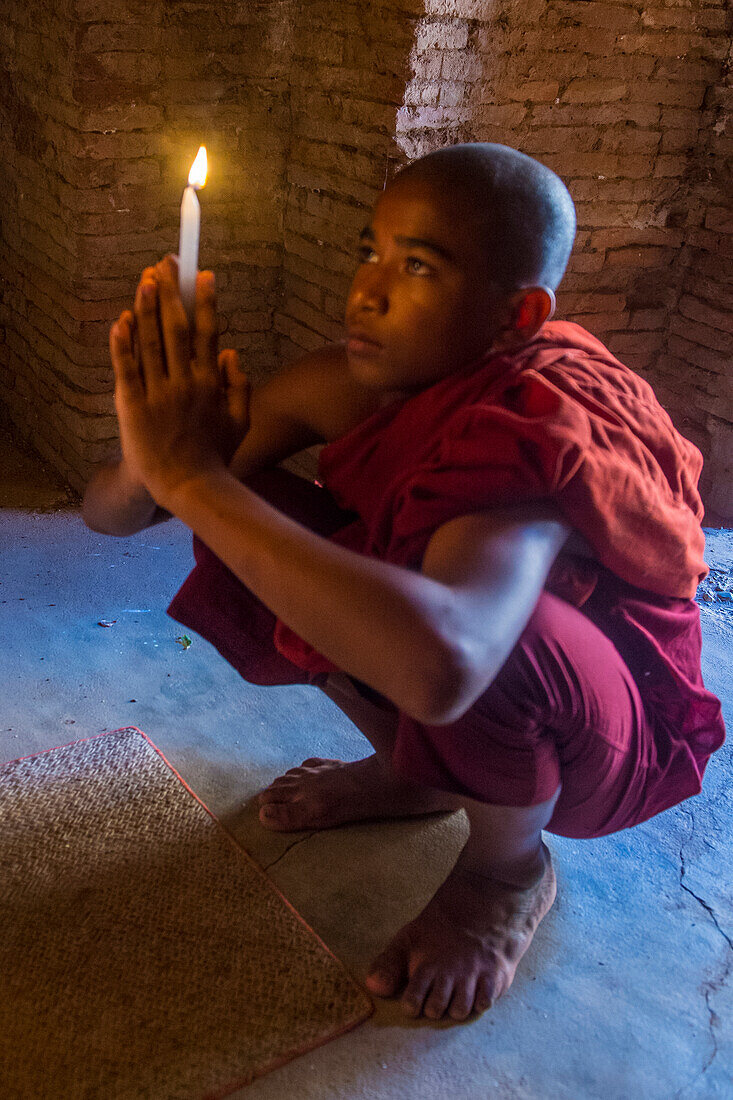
[0,0,289,493]
[1,0,731,517]
[273,0,419,365]
[396,0,732,520]
[657,34,733,517]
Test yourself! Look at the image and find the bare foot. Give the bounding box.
[365,842,556,1020]
[257,755,458,831]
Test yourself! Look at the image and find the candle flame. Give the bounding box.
[188,146,207,188]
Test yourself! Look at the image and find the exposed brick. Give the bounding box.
[617,33,729,62]
[530,103,660,128]
[590,227,685,250]
[586,55,656,81]
[284,254,351,299]
[705,207,733,234]
[72,0,163,23]
[2,0,731,515]
[76,22,162,53]
[560,292,629,313]
[654,57,724,86]
[471,103,527,127]
[653,155,694,178]
[641,6,729,32]
[599,129,661,155]
[629,80,707,110]
[606,331,666,356]
[604,246,672,268]
[542,28,627,56]
[525,128,600,155]
[416,20,469,53]
[566,251,606,274]
[574,203,640,227]
[668,334,730,375]
[561,80,628,105]
[564,311,630,335]
[440,51,482,83]
[341,99,398,132]
[273,313,330,352]
[505,82,560,104]
[670,313,733,355]
[229,310,272,333]
[687,227,730,254]
[423,0,487,19]
[628,309,669,330]
[546,1,641,33]
[404,81,442,107]
[661,129,700,154]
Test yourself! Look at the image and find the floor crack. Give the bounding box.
[263,831,316,871]
[674,808,733,1097]
[679,810,733,953]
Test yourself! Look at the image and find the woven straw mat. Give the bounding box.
[0,727,373,1099]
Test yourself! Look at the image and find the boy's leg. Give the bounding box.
[258,590,652,1019]
[259,670,560,1020]
[258,671,463,830]
[366,789,559,1020]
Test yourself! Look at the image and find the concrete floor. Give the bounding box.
[1,424,731,1100]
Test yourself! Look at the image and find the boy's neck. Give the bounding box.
[374,326,551,409]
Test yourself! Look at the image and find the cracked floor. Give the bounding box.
[1,426,731,1100]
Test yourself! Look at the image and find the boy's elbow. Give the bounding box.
[405,640,478,727]
[81,499,106,534]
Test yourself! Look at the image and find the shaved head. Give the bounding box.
[389,143,576,293]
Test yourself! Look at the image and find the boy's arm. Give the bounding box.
[417,504,572,722]
[226,343,381,482]
[166,460,570,725]
[81,456,173,536]
[82,343,380,536]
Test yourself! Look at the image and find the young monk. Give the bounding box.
[83,143,725,1022]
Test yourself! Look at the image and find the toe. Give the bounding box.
[259,776,299,797]
[448,977,477,1021]
[258,785,287,803]
[365,941,408,998]
[423,976,454,1020]
[258,777,299,800]
[258,801,307,831]
[474,974,498,1014]
[400,968,433,1018]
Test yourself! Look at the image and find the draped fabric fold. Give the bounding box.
[168,322,725,835]
[274,321,708,672]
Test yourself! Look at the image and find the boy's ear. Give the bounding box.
[492,286,555,351]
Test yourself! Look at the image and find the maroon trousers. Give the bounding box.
[166,469,705,840]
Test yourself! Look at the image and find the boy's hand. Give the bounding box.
[110,255,250,509]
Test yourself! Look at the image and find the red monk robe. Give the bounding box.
[167,321,725,837]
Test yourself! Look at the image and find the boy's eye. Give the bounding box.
[405,257,432,276]
[358,244,378,263]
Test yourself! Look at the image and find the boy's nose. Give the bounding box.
[351,269,389,315]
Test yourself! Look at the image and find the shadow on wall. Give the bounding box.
[0,0,730,521]
[394,0,732,522]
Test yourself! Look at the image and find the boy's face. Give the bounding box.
[344,177,512,395]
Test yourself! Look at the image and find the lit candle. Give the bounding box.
[178,145,208,325]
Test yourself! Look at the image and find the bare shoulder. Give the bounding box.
[274,342,387,442]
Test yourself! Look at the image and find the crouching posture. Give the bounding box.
[84,143,725,1021]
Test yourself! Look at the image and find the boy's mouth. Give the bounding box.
[346,329,383,356]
